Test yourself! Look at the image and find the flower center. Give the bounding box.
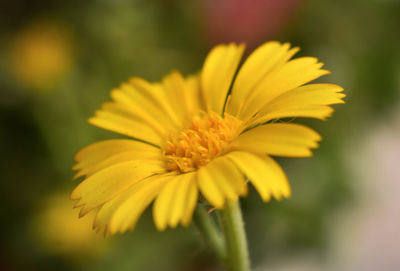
[163,112,243,173]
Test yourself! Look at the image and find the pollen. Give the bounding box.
[163,112,243,173]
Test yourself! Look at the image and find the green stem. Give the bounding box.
[219,200,251,271]
[194,205,227,263]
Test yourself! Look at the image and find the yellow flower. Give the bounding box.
[71,41,345,235]
[10,21,73,91]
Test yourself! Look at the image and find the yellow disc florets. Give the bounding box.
[163,112,243,173]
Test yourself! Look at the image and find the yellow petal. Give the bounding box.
[89,110,162,146]
[248,84,345,125]
[74,149,161,179]
[119,82,178,129]
[238,57,330,120]
[181,180,198,227]
[227,41,298,116]
[95,77,183,135]
[201,43,245,115]
[197,165,225,208]
[161,71,194,119]
[128,77,183,128]
[153,172,197,230]
[196,156,248,208]
[111,87,169,129]
[103,95,166,136]
[264,105,334,122]
[226,151,291,201]
[71,160,165,216]
[185,73,206,113]
[265,83,345,106]
[95,174,173,235]
[73,139,158,171]
[206,156,248,199]
[153,175,181,231]
[234,123,321,157]
[168,172,197,228]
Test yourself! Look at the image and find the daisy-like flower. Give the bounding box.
[71,41,345,235]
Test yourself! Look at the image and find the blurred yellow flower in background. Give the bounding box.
[34,193,109,257]
[71,41,345,236]
[10,21,74,91]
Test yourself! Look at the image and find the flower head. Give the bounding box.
[10,21,73,91]
[71,41,345,235]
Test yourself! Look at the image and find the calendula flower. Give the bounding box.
[71,41,345,235]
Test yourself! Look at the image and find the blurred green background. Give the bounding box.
[1,0,399,270]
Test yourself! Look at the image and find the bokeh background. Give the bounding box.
[1,0,399,270]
